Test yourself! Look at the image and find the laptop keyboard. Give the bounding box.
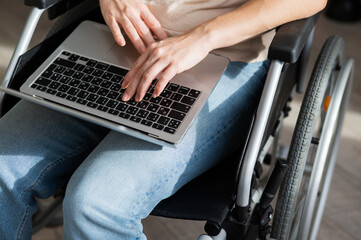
[29,51,201,135]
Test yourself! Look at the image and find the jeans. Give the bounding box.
[0,60,269,240]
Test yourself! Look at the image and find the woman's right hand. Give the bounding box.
[99,0,167,54]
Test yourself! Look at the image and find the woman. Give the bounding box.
[0,0,326,239]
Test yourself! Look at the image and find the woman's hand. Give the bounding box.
[99,0,167,53]
[121,28,212,102]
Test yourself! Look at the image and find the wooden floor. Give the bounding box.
[1,1,360,239]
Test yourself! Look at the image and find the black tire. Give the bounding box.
[271,36,344,240]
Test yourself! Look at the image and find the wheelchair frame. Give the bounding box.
[0,1,354,239]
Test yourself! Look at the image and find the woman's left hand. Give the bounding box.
[121,29,212,102]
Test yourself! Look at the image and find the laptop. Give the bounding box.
[5,21,229,147]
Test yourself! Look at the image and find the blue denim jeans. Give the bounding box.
[0,61,269,239]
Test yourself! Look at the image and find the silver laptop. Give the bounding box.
[12,21,229,147]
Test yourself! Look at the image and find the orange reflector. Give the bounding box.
[324,96,331,111]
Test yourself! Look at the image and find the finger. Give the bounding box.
[109,17,126,46]
[127,13,156,47]
[122,49,152,89]
[123,53,160,101]
[153,65,177,97]
[141,7,167,40]
[120,15,147,53]
[135,60,169,101]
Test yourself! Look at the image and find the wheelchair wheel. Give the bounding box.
[271,35,353,240]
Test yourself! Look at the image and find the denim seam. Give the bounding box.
[17,140,98,240]
[129,108,246,233]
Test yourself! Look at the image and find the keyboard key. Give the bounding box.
[88,85,100,93]
[92,69,104,77]
[157,116,170,125]
[168,119,181,129]
[146,113,160,122]
[168,83,180,91]
[96,97,108,105]
[76,99,88,105]
[58,84,70,93]
[136,109,149,118]
[56,92,67,98]
[73,72,84,79]
[141,119,153,126]
[86,94,99,102]
[35,77,51,86]
[171,102,191,113]
[46,89,57,95]
[100,80,112,88]
[147,103,159,112]
[98,88,109,96]
[87,102,98,108]
[41,64,56,78]
[181,96,196,106]
[63,69,75,76]
[49,82,61,90]
[61,51,71,56]
[66,95,77,102]
[107,91,119,99]
[78,82,90,90]
[130,116,142,123]
[152,123,164,131]
[178,86,190,95]
[110,83,122,91]
[164,127,176,134]
[50,73,62,81]
[107,65,128,76]
[69,79,81,87]
[54,66,66,73]
[31,84,38,89]
[137,101,149,109]
[67,87,80,96]
[95,62,109,71]
[74,64,85,71]
[97,106,109,112]
[168,110,185,121]
[116,103,128,112]
[111,75,123,83]
[83,66,95,74]
[77,90,89,99]
[108,109,120,115]
[86,59,98,67]
[59,76,71,84]
[160,99,172,107]
[54,58,76,68]
[106,100,118,108]
[158,107,170,116]
[160,90,172,98]
[80,56,89,62]
[119,112,130,119]
[126,106,139,115]
[150,96,162,104]
[143,93,152,101]
[68,54,80,62]
[91,77,103,85]
[102,72,113,80]
[82,74,94,82]
[36,85,47,92]
[127,98,138,106]
[170,93,182,101]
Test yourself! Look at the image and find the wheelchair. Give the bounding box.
[0,0,354,239]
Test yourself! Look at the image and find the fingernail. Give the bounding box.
[122,93,129,102]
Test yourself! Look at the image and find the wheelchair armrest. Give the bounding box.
[24,0,63,9]
[24,0,87,19]
[268,13,320,63]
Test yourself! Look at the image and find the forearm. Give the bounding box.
[196,0,327,52]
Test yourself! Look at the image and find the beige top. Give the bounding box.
[144,0,275,63]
